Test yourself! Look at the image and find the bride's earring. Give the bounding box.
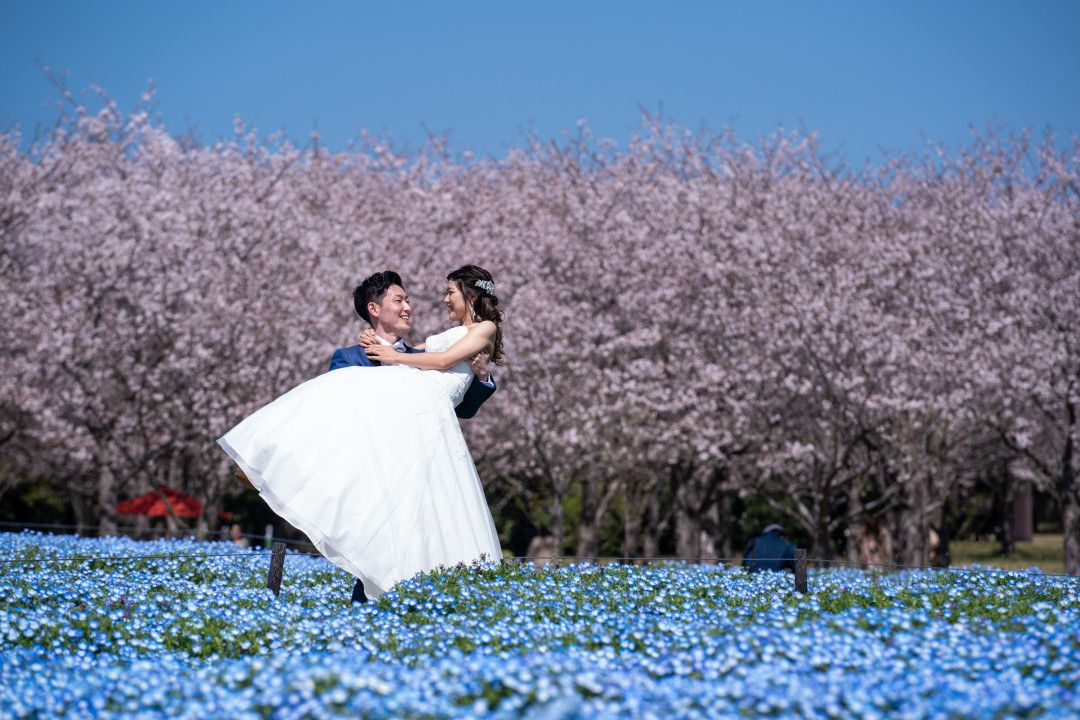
[469,304,477,323]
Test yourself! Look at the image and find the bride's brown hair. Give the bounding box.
[447,265,504,364]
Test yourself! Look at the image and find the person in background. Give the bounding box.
[854,518,893,567]
[742,523,796,573]
[229,523,250,549]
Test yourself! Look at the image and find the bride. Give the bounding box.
[218,265,504,599]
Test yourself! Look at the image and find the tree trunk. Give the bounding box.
[812,519,831,561]
[1011,478,1034,542]
[96,447,118,537]
[805,462,835,561]
[1062,484,1079,576]
[550,484,565,556]
[186,450,213,541]
[623,506,641,559]
[712,490,734,559]
[1061,400,1078,575]
[576,473,603,558]
[71,485,89,535]
[932,495,952,568]
[619,472,654,560]
[896,473,928,567]
[673,468,702,559]
[846,480,863,563]
[812,474,833,560]
[997,465,1015,557]
[642,485,666,559]
[694,469,734,560]
[576,523,598,559]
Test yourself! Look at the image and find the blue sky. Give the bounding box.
[2,1,1077,164]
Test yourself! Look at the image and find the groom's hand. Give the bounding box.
[468,349,491,382]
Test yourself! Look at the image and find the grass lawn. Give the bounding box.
[950,533,1066,574]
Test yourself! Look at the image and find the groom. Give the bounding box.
[329,270,497,603]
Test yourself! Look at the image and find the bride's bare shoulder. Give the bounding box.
[467,320,497,335]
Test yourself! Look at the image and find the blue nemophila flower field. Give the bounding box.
[1,532,1078,718]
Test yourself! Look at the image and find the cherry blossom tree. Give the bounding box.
[3,81,1076,572]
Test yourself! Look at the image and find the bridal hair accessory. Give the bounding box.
[474,279,496,296]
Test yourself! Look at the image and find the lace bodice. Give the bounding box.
[422,325,474,407]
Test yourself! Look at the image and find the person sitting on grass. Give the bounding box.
[742,524,796,573]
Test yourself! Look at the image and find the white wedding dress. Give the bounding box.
[218,325,502,597]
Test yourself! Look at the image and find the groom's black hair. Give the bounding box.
[354,270,404,325]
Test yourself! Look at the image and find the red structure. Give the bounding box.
[116,486,202,518]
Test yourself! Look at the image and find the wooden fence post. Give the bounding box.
[794,548,808,594]
[266,541,286,597]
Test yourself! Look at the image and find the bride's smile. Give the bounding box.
[444,281,471,324]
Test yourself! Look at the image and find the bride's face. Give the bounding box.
[444,281,470,324]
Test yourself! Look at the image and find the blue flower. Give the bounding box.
[2,531,1079,718]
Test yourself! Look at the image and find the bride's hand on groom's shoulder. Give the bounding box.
[356,329,380,348]
[365,345,396,364]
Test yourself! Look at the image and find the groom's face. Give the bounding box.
[370,284,412,338]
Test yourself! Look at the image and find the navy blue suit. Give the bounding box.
[328,341,496,603]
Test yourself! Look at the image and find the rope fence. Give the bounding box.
[0,541,304,597]
[0,550,272,566]
[0,520,313,549]
[506,554,1076,578]
[3,549,1069,578]
[1,525,1072,574]
[4,522,1069,575]
[3,521,1076,598]
[0,523,325,597]
[4,552,1060,574]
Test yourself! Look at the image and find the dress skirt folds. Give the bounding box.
[218,326,501,597]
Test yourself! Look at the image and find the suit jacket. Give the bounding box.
[327,343,495,419]
[741,531,796,572]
